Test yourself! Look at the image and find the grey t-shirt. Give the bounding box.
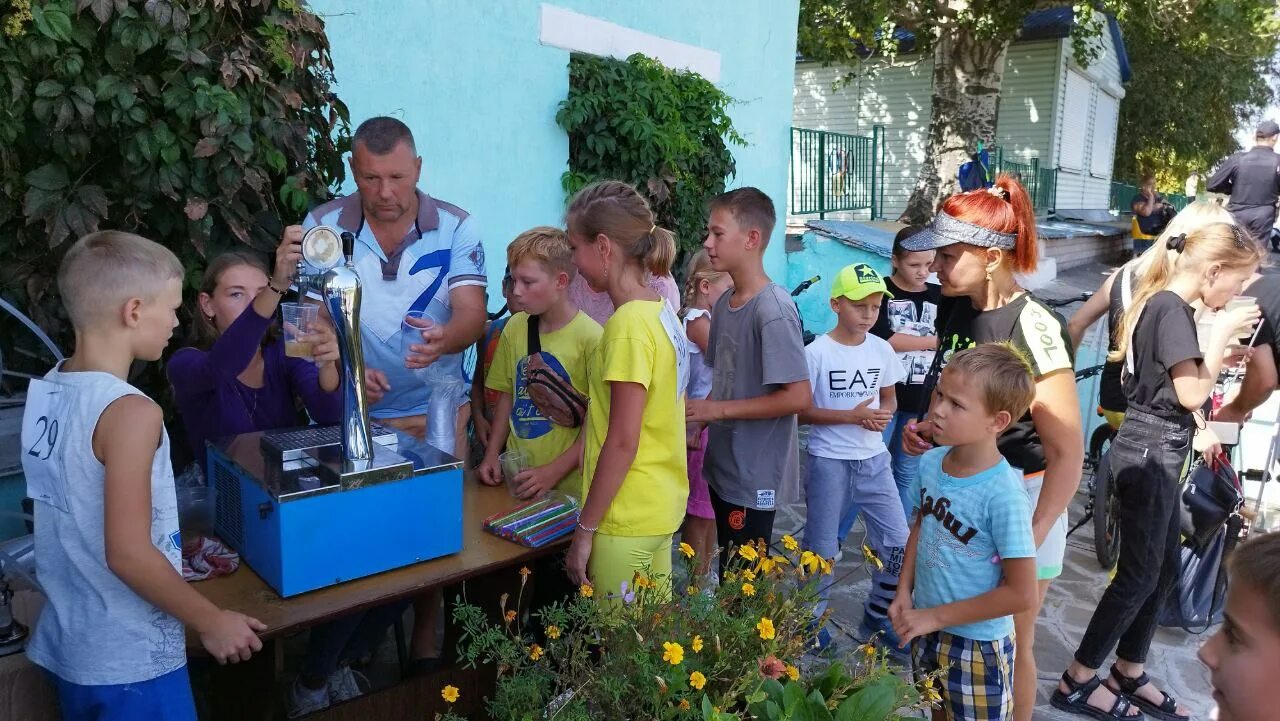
[703,283,808,509]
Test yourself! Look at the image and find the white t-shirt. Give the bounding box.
[683,307,713,400]
[804,333,904,461]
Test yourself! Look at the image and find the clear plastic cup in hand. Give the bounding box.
[401,303,462,384]
[499,450,529,497]
[281,302,319,361]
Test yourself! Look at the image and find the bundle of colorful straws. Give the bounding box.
[482,494,579,548]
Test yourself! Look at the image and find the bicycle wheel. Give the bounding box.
[1090,424,1120,570]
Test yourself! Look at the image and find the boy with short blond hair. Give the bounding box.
[478,226,602,501]
[889,343,1039,721]
[23,231,264,721]
[687,188,811,571]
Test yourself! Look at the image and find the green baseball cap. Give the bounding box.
[830,263,893,301]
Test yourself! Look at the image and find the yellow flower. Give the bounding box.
[742,569,757,581]
[528,644,544,661]
[545,624,561,639]
[921,677,942,704]
[691,635,704,653]
[679,542,696,558]
[738,544,759,562]
[519,566,531,578]
[820,557,834,575]
[741,582,756,597]
[756,617,776,640]
[662,641,685,665]
[580,583,594,598]
[785,664,800,681]
[799,550,821,574]
[689,670,707,690]
[504,609,517,623]
[687,585,699,596]
[757,555,777,574]
[723,570,737,582]
[634,573,653,590]
[862,544,884,571]
[860,643,878,661]
[781,534,799,552]
[441,685,460,703]
[678,699,691,710]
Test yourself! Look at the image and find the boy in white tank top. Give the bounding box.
[22,232,264,720]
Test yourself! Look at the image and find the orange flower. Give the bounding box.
[678,698,691,710]
[504,609,517,623]
[528,644,544,661]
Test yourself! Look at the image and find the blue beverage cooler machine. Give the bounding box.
[209,227,464,597]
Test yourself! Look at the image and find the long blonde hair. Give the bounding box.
[1110,222,1264,361]
[565,180,676,278]
[680,250,725,318]
[1130,200,1236,279]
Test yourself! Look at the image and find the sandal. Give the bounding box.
[1050,672,1144,720]
[1108,666,1189,721]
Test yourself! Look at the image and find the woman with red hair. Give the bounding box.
[898,175,1084,721]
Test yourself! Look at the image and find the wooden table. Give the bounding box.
[188,478,567,720]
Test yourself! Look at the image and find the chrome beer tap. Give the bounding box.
[322,231,375,461]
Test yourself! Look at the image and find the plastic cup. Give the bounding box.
[281,302,319,361]
[402,310,458,384]
[177,486,213,547]
[499,450,528,496]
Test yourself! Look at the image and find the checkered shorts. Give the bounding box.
[913,630,1015,721]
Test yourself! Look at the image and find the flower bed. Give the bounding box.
[435,539,940,720]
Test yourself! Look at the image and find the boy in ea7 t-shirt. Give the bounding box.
[799,263,908,651]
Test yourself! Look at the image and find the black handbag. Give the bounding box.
[1160,513,1243,633]
[1180,452,1243,552]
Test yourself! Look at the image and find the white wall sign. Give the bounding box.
[538,4,722,83]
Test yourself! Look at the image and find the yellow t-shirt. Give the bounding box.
[583,299,689,536]
[487,310,602,500]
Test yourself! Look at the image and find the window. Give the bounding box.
[1059,70,1092,171]
[1090,91,1119,178]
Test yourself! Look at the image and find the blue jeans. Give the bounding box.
[835,411,919,544]
[804,452,908,622]
[51,666,196,721]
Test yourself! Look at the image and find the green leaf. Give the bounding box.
[35,81,65,99]
[32,6,74,41]
[834,681,897,721]
[25,164,70,191]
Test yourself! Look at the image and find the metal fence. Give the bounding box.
[790,126,884,219]
[992,148,1056,212]
[1110,181,1191,213]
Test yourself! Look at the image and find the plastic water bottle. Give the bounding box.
[426,380,466,456]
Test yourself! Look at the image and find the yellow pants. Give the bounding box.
[589,532,673,605]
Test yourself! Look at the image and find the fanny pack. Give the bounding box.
[1180,452,1243,553]
[524,315,587,428]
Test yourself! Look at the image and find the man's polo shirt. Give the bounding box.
[303,190,486,419]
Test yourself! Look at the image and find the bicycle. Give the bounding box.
[1064,365,1121,570]
[790,275,821,346]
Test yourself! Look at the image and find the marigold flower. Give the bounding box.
[662,641,685,665]
[441,684,460,703]
[820,557,834,575]
[689,670,707,690]
[520,565,531,578]
[756,617,776,640]
[687,585,698,596]
[741,582,756,596]
[634,574,653,590]
[580,583,594,598]
[860,643,878,661]
[528,644,544,661]
[738,544,759,562]
[679,542,696,558]
[862,543,884,571]
[691,635,704,653]
[921,676,942,704]
[504,609,517,623]
[678,699,691,710]
[546,624,561,639]
[781,534,799,552]
[742,568,757,581]
[785,664,800,681]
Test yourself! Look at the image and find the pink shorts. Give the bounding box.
[686,428,714,519]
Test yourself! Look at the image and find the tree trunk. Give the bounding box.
[900,27,1011,225]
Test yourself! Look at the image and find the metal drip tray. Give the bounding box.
[260,424,397,464]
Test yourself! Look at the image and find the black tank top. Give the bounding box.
[1099,266,1130,413]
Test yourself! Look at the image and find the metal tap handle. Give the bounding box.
[341,231,355,262]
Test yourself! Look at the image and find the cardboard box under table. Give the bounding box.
[207,427,463,597]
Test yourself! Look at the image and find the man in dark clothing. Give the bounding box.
[1130,174,1175,236]
[1207,120,1280,251]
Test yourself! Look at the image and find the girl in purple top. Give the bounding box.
[168,233,341,471]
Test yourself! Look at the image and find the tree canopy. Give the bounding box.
[797,0,1279,217]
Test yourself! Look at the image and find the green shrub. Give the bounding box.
[0,0,348,388]
[557,52,743,257]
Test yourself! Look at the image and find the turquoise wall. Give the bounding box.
[310,0,800,307]
[786,231,892,337]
